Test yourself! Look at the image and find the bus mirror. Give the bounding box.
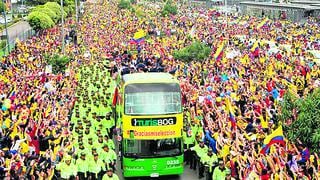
[130,130,134,139]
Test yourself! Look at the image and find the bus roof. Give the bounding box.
[122,73,178,84]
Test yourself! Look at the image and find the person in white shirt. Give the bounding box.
[10,135,27,155]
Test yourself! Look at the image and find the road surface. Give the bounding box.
[1,21,31,42]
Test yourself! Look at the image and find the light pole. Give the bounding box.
[60,0,65,54]
[3,0,10,55]
[75,0,78,23]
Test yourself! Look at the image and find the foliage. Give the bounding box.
[135,6,145,18]
[281,89,320,153]
[279,92,298,122]
[118,0,131,9]
[44,2,67,20]
[27,11,55,32]
[161,0,177,17]
[0,40,6,49]
[0,1,6,13]
[173,41,211,63]
[32,6,59,23]
[28,0,76,6]
[46,54,71,74]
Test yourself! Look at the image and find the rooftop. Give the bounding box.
[122,73,178,84]
[290,0,320,5]
[240,1,320,10]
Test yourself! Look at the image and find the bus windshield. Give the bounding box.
[124,83,182,115]
[123,138,182,158]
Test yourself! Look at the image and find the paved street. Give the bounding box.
[1,21,31,42]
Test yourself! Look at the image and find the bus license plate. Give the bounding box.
[150,173,159,177]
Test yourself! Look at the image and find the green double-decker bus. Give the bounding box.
[115,73,184,178]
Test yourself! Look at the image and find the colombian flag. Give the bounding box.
[257,18,269,29]
[129,38,145,44]
[214,40,226,61]
[133,29,146,40]
[251,41,259,52]
[260,126,286,154]
[130,29,146,44]
[225,97,236,130]
[251,41,260,57]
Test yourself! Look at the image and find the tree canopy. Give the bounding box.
[27,11,55,32]
[173,41,212,63]
[118,0,132,9]
[27,2,69,31]
[45,54,71,74]
[280,89,320,153]
[0,1,6,13]
[161,0,177,17]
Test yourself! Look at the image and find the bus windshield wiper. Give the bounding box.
[131,154,141,161]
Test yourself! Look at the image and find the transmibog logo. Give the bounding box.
[131,117,177,126]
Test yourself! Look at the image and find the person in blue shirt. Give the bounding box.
[204,128,217,154]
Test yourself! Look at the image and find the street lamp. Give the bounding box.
[60,0,65,54]
[75,0,78,23]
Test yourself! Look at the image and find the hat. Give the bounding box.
[81,152,86,156]
[208,148,213,152]
[64,155,72,161]
[103,144,109,148]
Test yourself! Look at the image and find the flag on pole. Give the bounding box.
[225,97,236,129]
[257,18,269,29]
[214,40,226,61]
[112,87,119,107]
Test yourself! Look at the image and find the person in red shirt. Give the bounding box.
[260,169,270,180]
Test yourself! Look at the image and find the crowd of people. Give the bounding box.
[0,0,320,179]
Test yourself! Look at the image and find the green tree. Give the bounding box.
[44,2,67,20]
[173,41,211,63]
[27,11,55,32]
[118,0,131,9]
[46,54,71,74]
[280,89,320,153]
[0,1,6,13]
[32,6,59,23]
[161,0,177,17]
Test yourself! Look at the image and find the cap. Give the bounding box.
[103,144,109,148]
[64,155,72,161]
[208,148,213,152]
[80,152,86,156]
